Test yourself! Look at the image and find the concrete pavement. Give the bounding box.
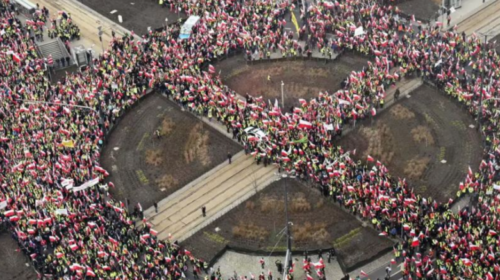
[214,250,345,280]
[33,0,136,54]
[449,0,499,31]
[145,151,279,242]
[456,0,500,39]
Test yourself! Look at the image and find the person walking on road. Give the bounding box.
[275,260,283,274]
[228,152,232,164]
[202,206,206,217]
[385,266,392,278]
[154,201,158,213]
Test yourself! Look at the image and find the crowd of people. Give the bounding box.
[28,5,80,43]
[0,0,499,278]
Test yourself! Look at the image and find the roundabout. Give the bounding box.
[1,0,500,278]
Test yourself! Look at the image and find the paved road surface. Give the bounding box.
[34,0,135,53]
[457,0,500,39]
[144,151,279,242]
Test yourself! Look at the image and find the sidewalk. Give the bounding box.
[448,0,498,29]
[214,251,344,280]
[33,0,137,54]
[145,151,278,242]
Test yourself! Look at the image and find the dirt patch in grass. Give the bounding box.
[156,174,179,190]
[359,124,395,164]
[404,156,431,180]
[182,179,394,269]
[145,149,164,167]
[184,123,211,166]
[390,104,415,120]
[412,125,435,145]
[338,84,483,202]
[159,117,175,136]
[233,223,270,242]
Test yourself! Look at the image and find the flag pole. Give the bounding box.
[281,173,292,280]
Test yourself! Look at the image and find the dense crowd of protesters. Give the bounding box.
[0,0,499,278]
[28,6,80,43]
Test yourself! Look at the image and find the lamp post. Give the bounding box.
[281,81,285,109]
[278,173,292,280]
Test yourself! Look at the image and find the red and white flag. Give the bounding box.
[461,258,472,267]
[298,120,313,129]
[411,237,420,247]
[86,267,96,277]
[208,65,216,74]
[12,53,21,64]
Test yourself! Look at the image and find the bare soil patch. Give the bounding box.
[338,84,483,202]
[100,93,241,210]
[182,179,394,268]
[216,53,369,108]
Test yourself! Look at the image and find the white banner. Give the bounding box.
[55,209,68,216]
[73,177,100,192]
[338,99,351,105]
[354,26,365,37]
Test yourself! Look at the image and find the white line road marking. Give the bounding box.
[110,10,117,14]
